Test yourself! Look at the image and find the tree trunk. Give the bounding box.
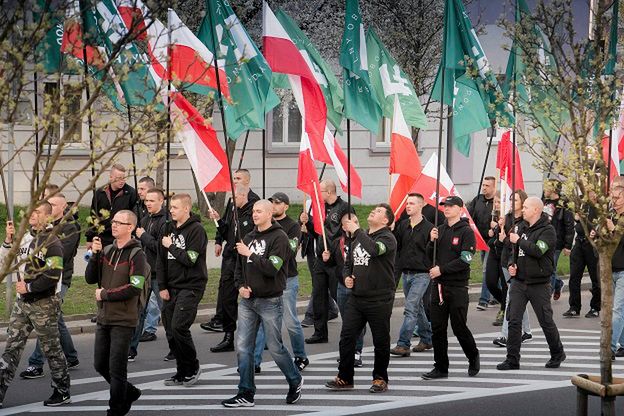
[599,251,615,415]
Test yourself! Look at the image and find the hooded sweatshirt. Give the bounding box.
[218,199,255,259]
[86,183,137,244]
[53,217,80,288]
[515,213,557,284]
[138,206,169,271]
[468,194,494,241]
[277,215,301,278]
[344,227,397,300]
[427,217,476,286]
[215,189,260,246]
[234,221,290,298]
[156,213,208,292]
[85,238,148,327]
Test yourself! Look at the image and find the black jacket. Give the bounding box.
[427,218,476,286]
[543,198,575,250]
[344,227,397,300]
[394,216,434,273]
[134,200,148,224]
[86,183,137,244]
[468,194,494,241]
[613,213,624,272]
[138,207,169,273]
[234,221,290,298]
[276,216,301,278]
[156,214,208,292]
[54,218,80,288]
[217,199,255,259]
[497,213,525,267]
[215,189,260,246]
[574,204,597,243]
[515,213,557,284]
[305,196,353,258]
[18,230,64,303]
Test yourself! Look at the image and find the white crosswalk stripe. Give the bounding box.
[6,328,618,415]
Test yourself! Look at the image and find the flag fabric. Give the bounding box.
[496,130,525,215]
[409,153,489,251]
[170,92,231,193]
[602,89,624,181]
[389,96,422,215]
[366,29,427,130]
[297,134,326,235]
[34,0,79,74]
[431,0,514,156]
[274,9,344,131]
[339,0,382,134]
[197,0,279,140]
[503,0,567,142]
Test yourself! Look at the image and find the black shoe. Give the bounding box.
[468,352,480,377]
[562,309,580,317]
[585,309,600,318]
[286,378,303,404]
[421,368,448,380]
[139,332,157,342]
[183,366,202,386]
[255,366,261,374]
[128,353,137,362]
[163,352,176,361]
[200,320,224,332]
[354,352,363,368]
[522,333,533,343]
[305,335,328,344]
[616,348,624,358]
[328,312,339,321]
[163,374,183,386]
[222,392,255,408]
[294,357,309,372]
[496,360,520,370]
[300,317,314,328]
[90,316,97,323]
[121,386,141,414]
[67,359,80,370]
[210,332,234,352]
[43,389,71,407]
[493,337,507,347]
[20,366,44,379]
[545,352,566,368]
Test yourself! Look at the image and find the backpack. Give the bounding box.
[102,245,151,311]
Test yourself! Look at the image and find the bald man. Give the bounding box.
[497,197,565,371]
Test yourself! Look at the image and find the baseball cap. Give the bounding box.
[269,192,290,205]
[440,195,464,207]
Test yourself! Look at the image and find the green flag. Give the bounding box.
[275,9,344,131]
[431,0,514,156]
[339,0,382,134]
[503,0,568,142]
[366,29,427,130]
[198,0,279,140]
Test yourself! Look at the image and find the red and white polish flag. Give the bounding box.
[495,130,525,215]
[297,134,326,235]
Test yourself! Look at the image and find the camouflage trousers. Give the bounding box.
[0,296,70,400]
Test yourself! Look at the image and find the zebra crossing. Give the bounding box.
[3,328,620,415]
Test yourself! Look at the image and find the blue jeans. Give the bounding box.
[255,276,307,366]
[479,251,492,304]
[550,249,563,293]
[336,283,364,352]
[611,271,624,351]
[237,296,301,396]
[129,279,161,355]
[144,287,163,334]
[502,269,532,338]
[28,284,78,367]
[397,272,432,347]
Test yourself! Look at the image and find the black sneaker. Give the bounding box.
[43,389,71,407]
[164,374,183,386]
[496,360,520,370]
[20,366,44,379]
[468,352,480,377]
[183,367,202,386]
[562,309,580,317]
[421,368,448,380]
[294,357,309,372]
[476,302,488,311]
[128,353,137,362]
[493,337,507,347]
[67,359,80,370]
[300,317,314,328]
[522,333,533,343]
[616,348,624,358]
[354,352,363,368]
[585,309,600,318]
[139,332,157,342]
[255,366,261,374]
[163,352,176,361]
[545,352,566,368]
[222,392,255,408]
[200,321,224,332]
[286,378,303,404]
[121,386,142,414]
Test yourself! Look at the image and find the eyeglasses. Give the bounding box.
[111,220,131,226]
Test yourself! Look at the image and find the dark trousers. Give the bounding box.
[485,254,507,308]
[94,324,139,416]
[569,241,600,312]
[312,259,338,339]
[217,256,238,332]
[338,295,393,384]
[507,280,564,365]
[162,288,203,377]
[430,284,479,372]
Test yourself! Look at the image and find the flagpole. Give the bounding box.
[477,123,496,194]
[262,128,266,198]
[127,106,140,221]
[545,135,562,180]
[236,130,251,170]
[312,180,328,251]
[166,8,172,218]
[33,70,40,188]
[347,119,351,218]
[433,62,446,266]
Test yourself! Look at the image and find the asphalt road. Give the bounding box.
[0,287,621,416]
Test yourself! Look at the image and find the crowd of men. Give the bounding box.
[1,163,624,413]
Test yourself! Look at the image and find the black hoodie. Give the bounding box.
[53,217,80,288]
[215,189,260,246]
[468,194,494,241]
[276,215,301,278]
[427,217,476,286]
[305,196,353,258]
[344,227,397,300]
[394,216,434,273]
[543,197,575,251]
[217,199,255,259]
[86,183,138,244]
[156,214,208,292]
[234,221,290,298]
[515,213,557,284]
[138,206,169,272]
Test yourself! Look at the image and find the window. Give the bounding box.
[44,82,83,145]
[370,117,391,152]
[271,101,302,146]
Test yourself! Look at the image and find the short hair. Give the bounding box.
[484,176,496,182]
[36,200,52,215]
[146,188,165,199]
[407,192,424,201]
[254,199,273,211]
[49,193,66,200]
[117,209,137,227]
[139,176,155,188]
[377,203,394,226]
[45,184,60,193]
[171,193,192,208]
[321,180,337,194]
[235,169,250,181]
[111,163,126,173]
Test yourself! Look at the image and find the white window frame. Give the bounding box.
[266,101,302,154]
[369,117,391,153]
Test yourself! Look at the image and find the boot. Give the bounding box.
[210,332,235,353]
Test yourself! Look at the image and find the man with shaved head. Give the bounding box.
[497,196,565,371]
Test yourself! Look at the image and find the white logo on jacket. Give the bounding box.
[518,233,527,257]
[168,234,186,260]
[247,239,266,263]
[352,243,370,267]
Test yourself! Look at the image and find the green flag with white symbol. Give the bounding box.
[339,0,382,134]
[198,0,280,140]
[366,29,427,130]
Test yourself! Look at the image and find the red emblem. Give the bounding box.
[452,237,459,245]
